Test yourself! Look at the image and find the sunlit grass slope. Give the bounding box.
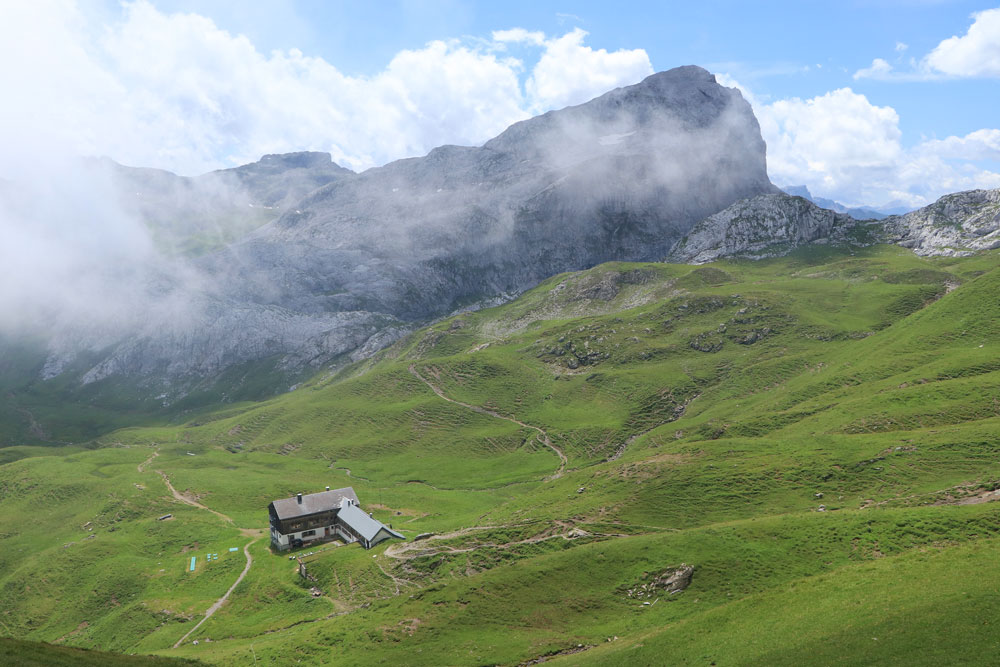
[1,245,999,665]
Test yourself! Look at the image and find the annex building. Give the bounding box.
[268,486,404,551]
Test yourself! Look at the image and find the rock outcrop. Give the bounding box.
[668,193,880,263]
[884,188,1000,256]
[669,188,1000,264]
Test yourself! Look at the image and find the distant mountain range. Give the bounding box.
[779,184,914,219]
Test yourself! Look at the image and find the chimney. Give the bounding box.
[296,493,302,504]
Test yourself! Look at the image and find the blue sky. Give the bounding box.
[149,1,997,138]
[3,1,999,206]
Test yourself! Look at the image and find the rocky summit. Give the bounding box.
[210,65,772,322]
[41,65,775,395]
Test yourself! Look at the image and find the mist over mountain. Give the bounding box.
[105,151,353,256]
[7,61,992,418]
[9,65,774,400]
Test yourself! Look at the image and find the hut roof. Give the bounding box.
[270,487,359,520]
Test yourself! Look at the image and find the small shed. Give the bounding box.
[335,498,405,549]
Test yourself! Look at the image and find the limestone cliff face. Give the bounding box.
[667,194,872,263]
[213,65,773,322]
[883,189,1000,256]
[41,65,776,393]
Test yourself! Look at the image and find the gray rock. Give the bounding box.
[668,188,1000,264]
[668,193,874,263]
[882,188,1000,256]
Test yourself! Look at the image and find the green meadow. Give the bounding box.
[2,244,1000,665]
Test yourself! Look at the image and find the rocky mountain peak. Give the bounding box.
[37,66,779,396]
[255,151,345,171]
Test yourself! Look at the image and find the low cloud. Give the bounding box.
[0,1,656,347]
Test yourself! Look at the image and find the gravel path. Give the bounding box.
[173,537,260,648]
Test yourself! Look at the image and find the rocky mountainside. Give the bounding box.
[885,188,1000,256]
[209,65,772,321]
[668,193,874,263]
[40,65,775,395]
[103,152,352,256]
[668,188,1000,263]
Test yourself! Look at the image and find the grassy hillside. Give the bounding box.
[1,245,999,665]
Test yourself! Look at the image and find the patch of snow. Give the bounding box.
[598,131,636,146]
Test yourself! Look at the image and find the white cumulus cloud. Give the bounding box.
[855,8,1000,80]
[718,74,1000,207]
[0,3,654,177]
[925,7,1000,77]
[525,28,653,111]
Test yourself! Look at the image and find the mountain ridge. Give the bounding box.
[669,188,1000,263]
[37,65,775,397]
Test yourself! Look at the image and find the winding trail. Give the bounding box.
[156,468,260,537]
[146,463,263,647]
[137,450,158,473]
[332,466,371,482]
[172,537,260,648]
[408,364,566,479]
[383,523,629,563]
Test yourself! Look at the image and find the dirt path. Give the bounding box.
[332,466,371,482]
[173,537,260,648]
[408,364,566,479]
[384,525,497,559]
[156,469,260,537]
[137,450,158,473]
[154,465,263,647]
[385,527,599,562]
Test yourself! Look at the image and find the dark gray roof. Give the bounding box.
[337,498,405,542]
[270,487,359,520]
